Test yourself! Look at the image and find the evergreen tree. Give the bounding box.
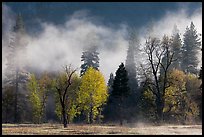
[107,73,114,94]
[125,29,139,97]
[2,86,15,123]
[170,25,182,70]
[80,46,99,76]
[181,22,201,74]
[124,29,140,121]
[111,63,130,125]
[160,35,173,76]
[3,14,30,123]
[102,73,114,122]
[4,14,28,86]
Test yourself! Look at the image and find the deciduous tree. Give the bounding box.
[27,73,52,123]
[143,35,174,122]
[78,67,108,124]
[54,65,77,128]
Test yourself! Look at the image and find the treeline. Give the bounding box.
[2,14,202,127]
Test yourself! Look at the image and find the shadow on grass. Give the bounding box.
[2,124,41,128]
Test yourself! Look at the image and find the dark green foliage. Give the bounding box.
[137,80,157,122]
[80,46,99,76]
[112,63,130,98]
[2,86,15,123]
[107,73,114,94]
[2,86,31,123]
[181,22,201,74]
[102,73,114,122]
[107,63,130,125]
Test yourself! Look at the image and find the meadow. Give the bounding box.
[2,123,202,135]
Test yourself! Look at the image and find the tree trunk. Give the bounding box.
[5,109,8,123]
[119,100,123,126]
[67,115,70,124]
[89,92,94,124]
[156,97,164,123]
[89,103,93,124]
[157,106,163,122]
[62,107,67,128]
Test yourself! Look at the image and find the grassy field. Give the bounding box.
[2,123,202,135]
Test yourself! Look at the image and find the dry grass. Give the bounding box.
[2,123,202,135]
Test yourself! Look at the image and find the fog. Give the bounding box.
[2,4,15,81]
[2,4,202,82]
[138,5,202,69]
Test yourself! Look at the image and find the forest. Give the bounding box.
[2,12,202,131]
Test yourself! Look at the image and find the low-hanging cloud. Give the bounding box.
[2,3,202,83]
[25,11,128,81]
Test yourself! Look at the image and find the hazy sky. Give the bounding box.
[2,2,202,82]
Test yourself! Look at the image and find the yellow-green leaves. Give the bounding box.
[27,73,52,123]
[27,74,42,123]
[78,67,108,123]
[54,71,81,123]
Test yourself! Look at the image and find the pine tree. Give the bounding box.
[170,25,182,70]
[125,29,139,96]
[124,29,140,121]
[3,14,30,123]
[160,35,173,76]
[80,46,99,76]
[102,73,114,122]
[111,63,130,125]
[181,22,201,74]
[107,73,114,94]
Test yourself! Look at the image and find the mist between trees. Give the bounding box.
[2,12,202,128]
